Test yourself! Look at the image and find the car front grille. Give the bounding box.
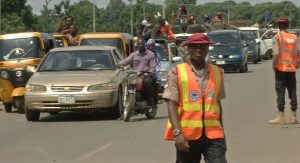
[51,86,84,92]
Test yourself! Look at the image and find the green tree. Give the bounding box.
[1,0,33,33]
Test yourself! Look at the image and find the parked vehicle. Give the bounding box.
[77,32,134,57]
[0,32,56,113]
[259,28,278,59]
[239,27,261,63]
[24,46,128,121]
[208,30,249,72]
[122,70,158,122]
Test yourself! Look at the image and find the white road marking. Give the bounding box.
[78,143,113,160]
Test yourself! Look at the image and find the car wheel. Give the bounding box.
[239,63,246,73]
[3,103,12,113]
[110,88,124,119]
[15,96,25,114]
[25,107,40,121]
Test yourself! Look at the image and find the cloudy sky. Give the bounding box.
[27,0,300,14]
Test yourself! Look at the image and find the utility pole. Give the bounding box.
[129,0,133,36]
[227,7,230,25]
[289,6,292,29]
[92,0,96,32]
[0,0,2,34]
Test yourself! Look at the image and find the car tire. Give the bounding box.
[15,96,25,114]
[25,107,40,121]
[110,88,124,119]
[3,103,12,113]
[239,63,246,73]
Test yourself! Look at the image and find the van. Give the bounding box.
[78,32,134,57]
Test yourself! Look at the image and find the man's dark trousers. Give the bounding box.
[176,136,227,163]
[275,69,297,111]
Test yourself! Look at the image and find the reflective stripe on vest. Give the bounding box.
[276,32,299,72]
[164,63,224,140]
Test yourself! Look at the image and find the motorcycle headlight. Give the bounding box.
[26,84,47,92]
[229,55,240,59]
[88,82,116,91]
[0,71,9,79]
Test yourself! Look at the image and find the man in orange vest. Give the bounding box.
[163,33,227,163]
[269,17,300,125]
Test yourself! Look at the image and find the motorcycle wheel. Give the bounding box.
[4,103,12,113]
[123,93,135,122]
[15,96,25,114]
[145,105,157,119]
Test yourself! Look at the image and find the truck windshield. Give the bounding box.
[0,37,41,61]
[80,38,124,55]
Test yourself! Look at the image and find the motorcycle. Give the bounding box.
[122,70,158,122]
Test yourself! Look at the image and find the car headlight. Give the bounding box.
[0,71,9,79]
[248,51,254,54]
[26,84,47,92]
[229,55,240,59]
[88,82,116,91]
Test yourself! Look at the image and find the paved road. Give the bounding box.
[1,60,300,163]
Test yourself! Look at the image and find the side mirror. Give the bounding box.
[172,56,183,63]
[255,39,261,44]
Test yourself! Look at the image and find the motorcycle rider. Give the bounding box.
[118,38,157,107]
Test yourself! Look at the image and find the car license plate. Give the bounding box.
[58,96,75,104]
[216,61,225,65]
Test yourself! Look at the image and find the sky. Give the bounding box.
[27,0,300,14]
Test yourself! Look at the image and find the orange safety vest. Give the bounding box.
[164,63,224,141]
[275,31,299,72]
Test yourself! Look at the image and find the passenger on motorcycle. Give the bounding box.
[146,39,161,82]
[118,38,157,107]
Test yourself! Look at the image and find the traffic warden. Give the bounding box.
[269,17,300,125]
[163,33,227,163]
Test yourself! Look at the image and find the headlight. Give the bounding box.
[248,51,254,54]
[26,84,47,92]
[88,82,116,91]
[0,71,9,79]
[229,55,240,59]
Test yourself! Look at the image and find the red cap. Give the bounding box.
[182,33,214,46]
[276,17,290,23]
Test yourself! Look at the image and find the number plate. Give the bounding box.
[216,61,225,65]
[58,96,75,104]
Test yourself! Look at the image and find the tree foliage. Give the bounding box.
[1,0,300,35]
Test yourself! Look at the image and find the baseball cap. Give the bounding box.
[182,33,215,46]
[276,17,290,23]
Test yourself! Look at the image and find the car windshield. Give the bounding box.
[241,31,256,41]
[155,44,169,62]
[208,33,240,46]
[80,38,124,55]
[0,37,42,61]
[210,45,241,56]
[38,50,114,72]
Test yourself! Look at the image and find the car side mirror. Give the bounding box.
[255,39,261,44]
[172,56,183,63]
